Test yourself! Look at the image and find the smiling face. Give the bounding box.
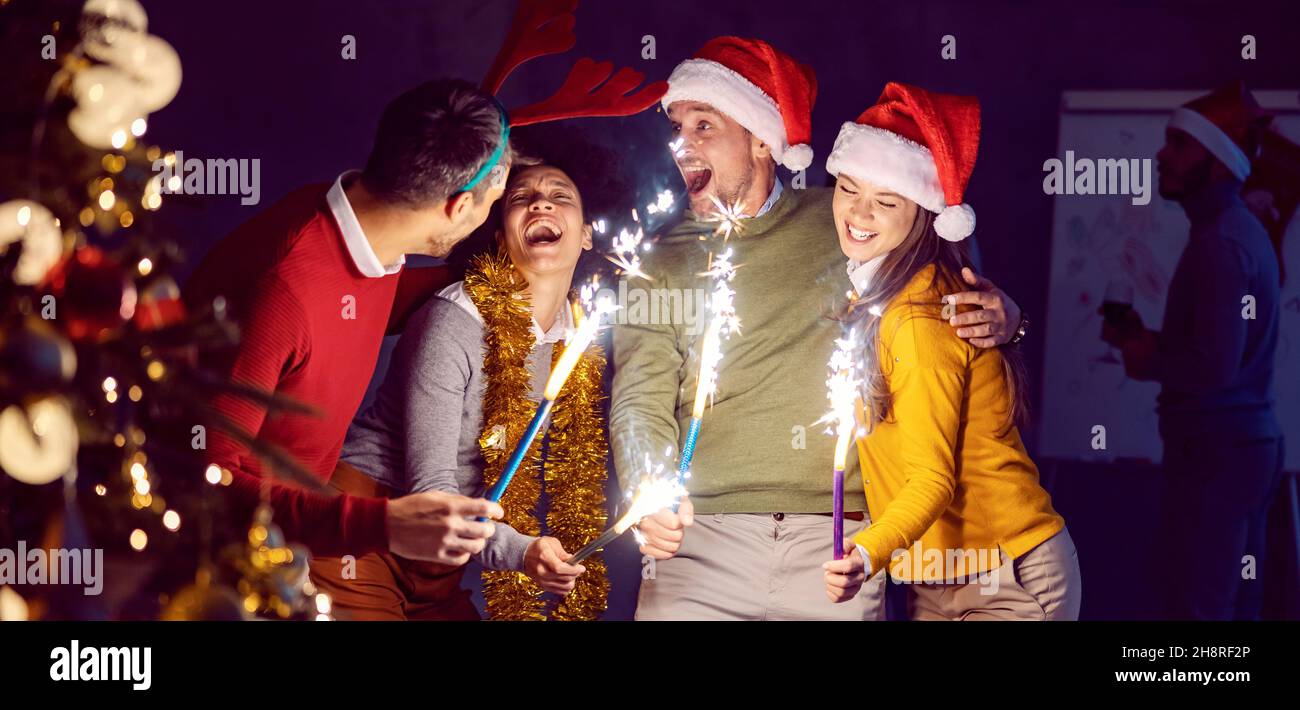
[667,101,775,216]
[499,165,592,280]
[831,173,920,263]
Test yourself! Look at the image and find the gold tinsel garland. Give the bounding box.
[467,250,609,621]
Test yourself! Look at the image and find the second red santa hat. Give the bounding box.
[661,36,817,172]
[1170,81,1271,182]
[826,82,981,242]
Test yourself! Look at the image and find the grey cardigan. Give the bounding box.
[341,281,563,571]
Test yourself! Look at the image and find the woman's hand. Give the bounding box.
[523,536,586,595]
[943,267,1023,348]
[823,539,868,603]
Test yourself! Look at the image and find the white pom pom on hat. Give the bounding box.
[935,203,976,242]
[781,143,813,171]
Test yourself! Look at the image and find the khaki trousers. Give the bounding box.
[908,527,1082,621]
[635,512,887,621]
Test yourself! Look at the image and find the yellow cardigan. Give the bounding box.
[850,265,1064,582]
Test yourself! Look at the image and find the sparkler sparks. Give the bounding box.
[618,454,685,532]
[607,226,649,280]
[705,195,746,241]
[820,330,862,560]
[819,330,863,460]
[645,189,675,215]
[550,279,620,400]
[602,190,675,281]
[566,453,685,564]
[691,248,741,417]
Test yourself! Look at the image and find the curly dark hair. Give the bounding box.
[450,123,633,284]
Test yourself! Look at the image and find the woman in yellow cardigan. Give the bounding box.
[819,82,1081,620]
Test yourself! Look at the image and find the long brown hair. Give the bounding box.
[847,209,1028,433]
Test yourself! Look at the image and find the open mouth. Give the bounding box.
[524,217,563,246]
[846,223,878,243]
[682,166,712,195]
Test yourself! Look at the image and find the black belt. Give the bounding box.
[771,511,865,522]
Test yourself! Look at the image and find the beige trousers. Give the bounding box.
[635,512,887,621]
[908,527,1082,621]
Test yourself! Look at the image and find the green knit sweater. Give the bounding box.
[609,185,865,514]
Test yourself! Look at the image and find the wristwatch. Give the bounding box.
[1009,313,1029,346]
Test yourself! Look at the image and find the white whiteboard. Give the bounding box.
[1038,91,1300,468]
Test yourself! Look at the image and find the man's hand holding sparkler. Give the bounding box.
[524,536,586,595]
[637,497,695,560]
[387,492,503,565]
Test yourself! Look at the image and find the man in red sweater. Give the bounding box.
[184,79,510,566]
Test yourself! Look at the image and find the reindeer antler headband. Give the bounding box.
[457,0,668,192]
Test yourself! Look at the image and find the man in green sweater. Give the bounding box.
[611,37,1025,620]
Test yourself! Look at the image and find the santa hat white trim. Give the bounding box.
[1168,107,1252,181]
[826,122,976,241]
[825,122,946,213]
[662,59,811,171]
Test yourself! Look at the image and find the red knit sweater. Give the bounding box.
[184,184,398,556]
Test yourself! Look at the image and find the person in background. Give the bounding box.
[1102,82,1284,620]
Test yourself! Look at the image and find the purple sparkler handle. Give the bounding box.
[832,466,845,560]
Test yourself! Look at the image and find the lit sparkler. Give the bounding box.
[673,248,741,501]
[482,281,621,511]
[817,330,862,560]
[567,454,686,564]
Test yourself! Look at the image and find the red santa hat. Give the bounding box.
[660,36,817,172]
[1169,81,1272,182]
[826,82,980,242]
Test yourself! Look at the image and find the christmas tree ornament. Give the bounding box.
[0,201,65,286]
[0,396,78,486]
[98,33,183,113]
[68,65,144,149]
[0,317,77,396]
[223,506,325,619]
[79,0,149,63]
[132,274,186,331]
[41,246,138,342]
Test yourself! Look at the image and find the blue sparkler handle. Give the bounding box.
[672,417,702,513]
[477,398,555,521]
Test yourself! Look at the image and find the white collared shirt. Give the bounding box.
[439,281,574,344]
[745,178,783,219]
[846,255,886,295]
[327,171,405,278]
